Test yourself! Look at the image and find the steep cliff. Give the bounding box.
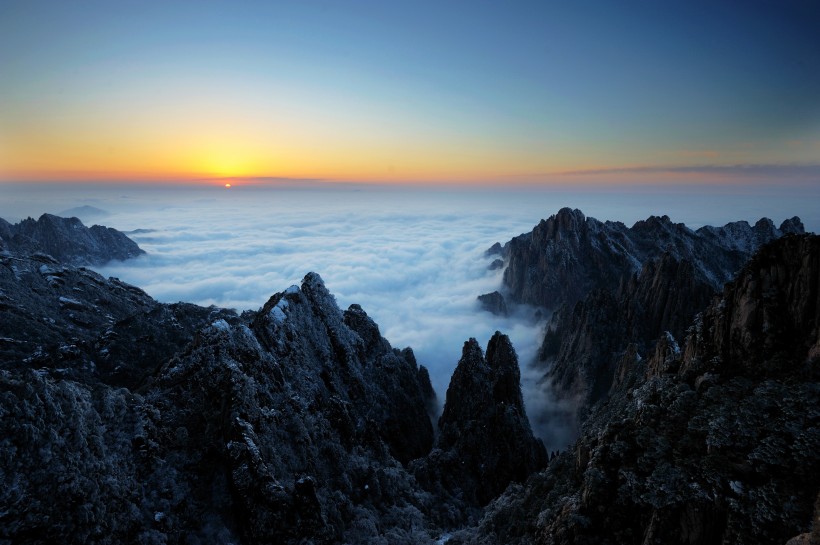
[1,244,546,543]
[415,333,547,508]
[0,251,236,389]
[461,235,820,545]
[540,252,715,414]
[492,209,803,419]
[490,208,802,310]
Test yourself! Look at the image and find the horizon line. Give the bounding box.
[2,161,819,187]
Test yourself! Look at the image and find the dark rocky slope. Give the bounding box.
[414,334,547,508]
[4,213,817,544]
[458,234,820,545]
[488,208,803,310]
[540,252,715,416]
[1,236,544,543]
[0,213,144,266]
[485,209,804,420]
[0,251,236,389]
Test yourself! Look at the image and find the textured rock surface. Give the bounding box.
[0,214,144,266]
[477,291,508,316]
[3,213,817,544]
[491,207,802,310]
[1,235,548,543]
[677,234,820,381]
[458,235,820,545]
[540,252,714,413]
[0,270,444,544]
[500,209,803,420]
[414,333,547,508]
[0,251,236,389]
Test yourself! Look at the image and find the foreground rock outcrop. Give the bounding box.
[458,234,820,545]
[3,215,818,545]
[0,268,440,543]
[540,251,715,415]
[0,228,544,543]
[0,250,236,388]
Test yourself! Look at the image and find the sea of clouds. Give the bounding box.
[3,181,817,449]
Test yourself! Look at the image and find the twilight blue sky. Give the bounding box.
[1,0,819,183]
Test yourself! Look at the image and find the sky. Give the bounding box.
[1,0,819,184]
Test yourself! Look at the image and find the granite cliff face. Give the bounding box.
[540,252,715,414]
[0,214,144,266]
[676,234,820,381]
[485,208,804,418]
[415,334,547,508]
[0,267,433,543]
[460,234,820,545]
[489,207,802,310]
[0,251,236,389]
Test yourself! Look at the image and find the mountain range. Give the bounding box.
[0,211,817,544]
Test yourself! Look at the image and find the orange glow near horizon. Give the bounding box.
[2,3,819,190]
[1,132,818,187]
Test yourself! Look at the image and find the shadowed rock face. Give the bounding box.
[0,214,144,266]
[4,212,816,544]
[459,235,820,545]
[677,234,820,381]
[1,236,549,544]
[416,333,547,507]
[496,209,803,422]
[0,270,443,544]
[493,207,803,311]
[477,290,508,316]
[0,251,236,389]
[540,252,715,413]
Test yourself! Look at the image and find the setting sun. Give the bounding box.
[224,183,232,189]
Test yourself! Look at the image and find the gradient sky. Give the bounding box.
[1,0,819,183]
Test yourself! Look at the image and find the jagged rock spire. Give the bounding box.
[425,332,547,507]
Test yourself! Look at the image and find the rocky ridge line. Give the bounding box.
[483,208,805,423]
[483,207,803,311]
[0,213,144,266]
[458,234,820,545]
[1,227,545,543]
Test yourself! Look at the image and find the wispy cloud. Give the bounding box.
[558,162,820,179]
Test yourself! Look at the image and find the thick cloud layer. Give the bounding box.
[86,187,550,408]
[3,182,815,450]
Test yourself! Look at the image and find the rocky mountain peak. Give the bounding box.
[439,333,526,422]
[552,207,587,231]
[466,234,820,545]
[632,213,675,232]
[0,213,144,266]
[780,216,805,234]
[438,338,487,423]
[488,208,804,312]
[421,332,547,507]
[485,331,523,407]
[477,290,508,316]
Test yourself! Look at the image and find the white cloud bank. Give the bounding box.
[2,182,815,450]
